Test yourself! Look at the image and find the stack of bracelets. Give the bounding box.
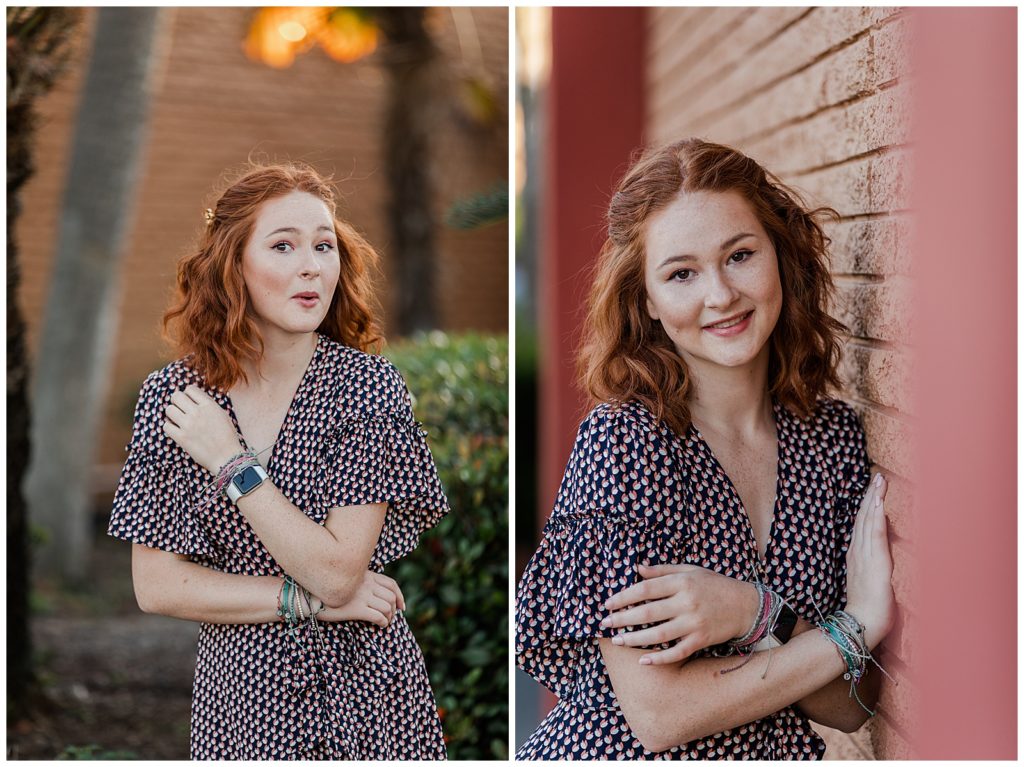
[190,449,261,515]
[720,583,895,716]
[720,580,789,678]
[815,608,895,716]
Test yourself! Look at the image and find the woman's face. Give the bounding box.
[643,189,782,379]
[241,190,341,343]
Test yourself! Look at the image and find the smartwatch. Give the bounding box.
[771,603,798,645]
[226,464,269,503]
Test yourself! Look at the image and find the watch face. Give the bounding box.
[774,607,798,643]
[234,466,263,493]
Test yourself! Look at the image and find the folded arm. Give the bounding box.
[131,500,399,624]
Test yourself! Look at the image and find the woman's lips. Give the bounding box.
[703,310,753,337]
[292,293,320,308]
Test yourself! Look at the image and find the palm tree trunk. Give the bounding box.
[26,8,164,583]
[374,8,443,335]
[6,6,80,718]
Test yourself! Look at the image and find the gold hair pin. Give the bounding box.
[204,208,215,226]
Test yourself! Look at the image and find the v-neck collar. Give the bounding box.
[687,398,789,579]
[221,333,324,473]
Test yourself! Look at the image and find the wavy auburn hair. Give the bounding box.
[163,162,383,390]
[578,138,846,436]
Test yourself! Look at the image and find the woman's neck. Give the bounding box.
[239,330,318,392]
[686,354,774,439]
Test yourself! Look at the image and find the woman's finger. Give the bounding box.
[163,406,184,428]
[637,563,698,578]
[169,390,195,414]
[361,606,388,628]
[610,620,686,648]
[639,636,701,666]
[604,574,685,611]
[369,596,394,621]
[183,384,208,405]
[602,599,679,630]
[373,585,398,610]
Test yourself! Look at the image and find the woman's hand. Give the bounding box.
[163,384,243,474]
[313,571,406,628]
[601,563,759,665]
[844,473,895,650]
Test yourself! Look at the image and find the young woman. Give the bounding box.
[515,138,895,759]
[108,163,449,759]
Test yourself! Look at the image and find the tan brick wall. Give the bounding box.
[646,7,913,759]
[16,7,508,470]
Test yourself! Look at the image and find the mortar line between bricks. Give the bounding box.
[791,142,913,178]
[654,10,767,98]
[849,396,916,425]
[736,81,898,149]
[672,10,883,138]
[842,334,909,353]
[833,273,885,283]
[833,209,912,223]
[649,8,814,120]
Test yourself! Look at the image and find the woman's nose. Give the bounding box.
[704,269,740,309]
[297,247,321,278]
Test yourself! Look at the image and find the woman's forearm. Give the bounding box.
[601,625,858,753]
[233,480,385,607]
[132,543,283,623]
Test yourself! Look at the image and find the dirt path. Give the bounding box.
[8,537,198,760]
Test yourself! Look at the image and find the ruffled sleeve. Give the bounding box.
[322,358,450,566]
[823,399,872,608]
[515,404,687,703]
[107,371,214,558]
[827,400,872,532]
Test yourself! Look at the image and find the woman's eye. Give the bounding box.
[316,242,336,253]
[273,242,293,253]
[729,249,754,263]
[670,268,694,282]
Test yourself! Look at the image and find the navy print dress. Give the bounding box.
[515,397,871,760]
[108,334,449,760]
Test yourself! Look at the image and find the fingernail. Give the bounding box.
[600,617,610,628]
[639,657,651,665]
[874,473,882,487]
[611,635,623,645]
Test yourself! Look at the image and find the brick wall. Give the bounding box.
[646,7,913,759]
[15,7,508,470]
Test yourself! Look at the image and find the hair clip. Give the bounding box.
[204,208,216,227]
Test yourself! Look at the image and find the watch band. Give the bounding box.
[226,464,269,503]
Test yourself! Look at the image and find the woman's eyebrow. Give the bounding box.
[263,225,335,238]
[656,231,756,269]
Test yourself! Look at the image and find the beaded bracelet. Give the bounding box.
[816,609,896,715]
[720,582,791,678]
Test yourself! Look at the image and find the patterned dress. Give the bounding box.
[515,397,871,760]
[108,334,449,760]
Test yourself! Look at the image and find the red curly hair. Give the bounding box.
[163,162,383,390]
[578,137,846,435]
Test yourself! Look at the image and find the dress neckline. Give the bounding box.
[687,398,788,579]
[223,333,325,473]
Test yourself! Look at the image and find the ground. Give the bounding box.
[8,535,197,760]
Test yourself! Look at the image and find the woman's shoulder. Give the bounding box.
[318,336,408,407]
[806,397,863,433]
[136,358,203,401]
[579,398,675,440]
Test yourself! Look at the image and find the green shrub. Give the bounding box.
[385,332,508,761]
